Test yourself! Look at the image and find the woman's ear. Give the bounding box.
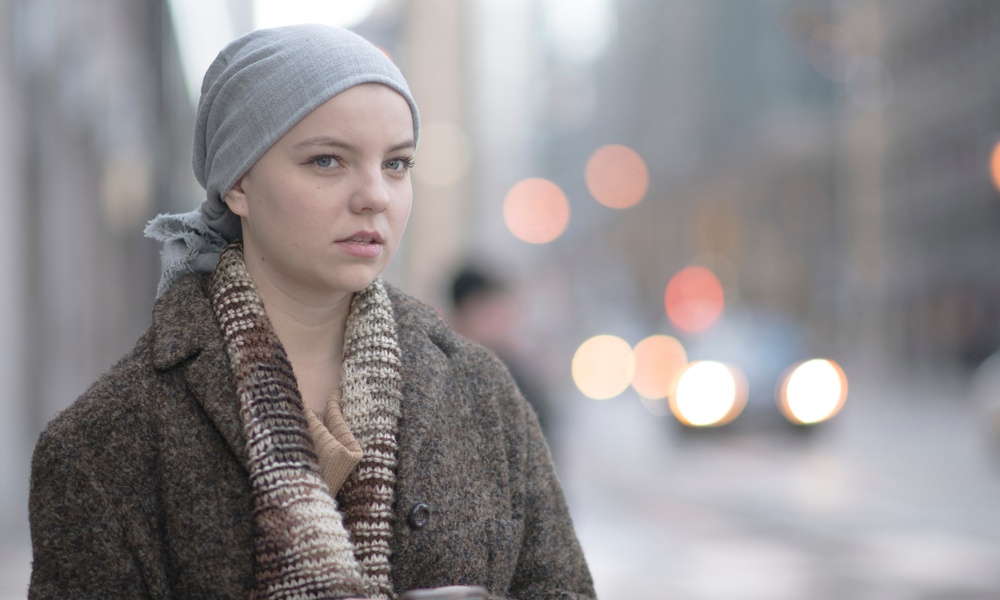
[224,175,250,218]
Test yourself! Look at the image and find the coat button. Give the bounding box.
[407,502,431,529]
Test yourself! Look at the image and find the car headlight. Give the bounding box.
[778,358,848,425]
[669,361,747,427]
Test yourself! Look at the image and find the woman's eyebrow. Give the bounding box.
[387,140,417,153]
[293,137,415,154]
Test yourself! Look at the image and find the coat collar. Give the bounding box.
[150,273,248,466]
[145,275,448,487]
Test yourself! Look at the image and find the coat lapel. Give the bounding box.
[150,274,248,468]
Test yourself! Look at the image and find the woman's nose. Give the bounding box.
[350,167,392,213]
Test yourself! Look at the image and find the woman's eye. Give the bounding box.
[386,157,415,173]
[313,155,338,168]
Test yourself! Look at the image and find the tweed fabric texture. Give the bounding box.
[28,273,596,599]
[208,243,401,600]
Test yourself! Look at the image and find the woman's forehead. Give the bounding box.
[283,84,416,145]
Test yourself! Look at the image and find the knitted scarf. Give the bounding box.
[208,243,402,600]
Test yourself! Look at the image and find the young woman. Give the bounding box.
[28,24,595,600]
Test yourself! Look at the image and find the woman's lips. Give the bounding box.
[335,231,383,258]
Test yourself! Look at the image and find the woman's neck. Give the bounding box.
[246,267,354,414]
[264,289,352,367]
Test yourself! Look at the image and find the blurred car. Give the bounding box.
[668,308,848,432]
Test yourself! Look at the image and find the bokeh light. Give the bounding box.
[990,140,1000,193]
[572,335,636,400]
[584,144,649,209]
[631,335,687,400]
[779,359,848,425]
[669,361,747,427]
[503,178,571,244]
[665,266,725,333]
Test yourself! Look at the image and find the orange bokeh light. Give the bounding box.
[631,335,687,399]
[665,266,725,333]
[991,141,1000,193]
[584,144,649,209]
[503,178,571,244]
[572,335,636,400]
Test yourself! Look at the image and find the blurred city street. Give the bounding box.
[558,355,1000,600]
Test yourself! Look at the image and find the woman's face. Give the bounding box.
[225,83,415,303]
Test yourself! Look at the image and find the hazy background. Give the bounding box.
[3,1,1000,598]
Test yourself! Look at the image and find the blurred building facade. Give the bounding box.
[472,0,1000,377]
[873,0,1000,369]
[605,0,839,330]
[501,0,843,362]
[0,0,193,531]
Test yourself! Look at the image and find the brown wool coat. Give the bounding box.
[28,274,595,600]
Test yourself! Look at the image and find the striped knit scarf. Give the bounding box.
[209,243,402,600]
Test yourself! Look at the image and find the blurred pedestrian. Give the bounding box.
[449,266,554,437]
[27,24,593,600]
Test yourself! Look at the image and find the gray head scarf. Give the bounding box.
[145,24,420,296]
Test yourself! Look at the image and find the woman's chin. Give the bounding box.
[325,268,382,295]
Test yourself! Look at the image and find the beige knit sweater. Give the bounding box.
[304,391,363,495]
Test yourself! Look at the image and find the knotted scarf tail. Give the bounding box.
[145,210,230,297]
